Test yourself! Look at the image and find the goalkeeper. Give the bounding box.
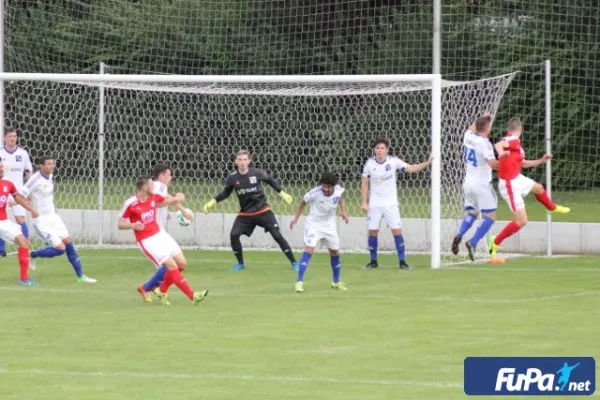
[203,150,299,271]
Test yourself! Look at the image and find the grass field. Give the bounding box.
[1,249,599,399]
[54,179,600,222]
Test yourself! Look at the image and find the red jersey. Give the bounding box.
[0,179,18,220]
[120,193,165,241]
[498,135,525,180]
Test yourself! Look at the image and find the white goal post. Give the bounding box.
[0,72,517,268]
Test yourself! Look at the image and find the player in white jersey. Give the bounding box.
[290,172,349,293]
[360,137,433,270]
[451,114,500,261]
[20,156,96,283]
[0,128,33,257]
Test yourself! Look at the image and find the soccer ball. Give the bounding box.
[175,209,192,226]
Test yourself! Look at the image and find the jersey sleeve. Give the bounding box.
[153,193,166,203]
[395,158,408,172]
[8,181,17,196]
[24,150,33,173]
[303,188,319,203]
[480,140,496,160]
[153,182,169,198]
[19,175,37,197]
[361,160,370,178]
[119,202,131,219]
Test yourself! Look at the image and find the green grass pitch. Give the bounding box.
[1,249,599,399]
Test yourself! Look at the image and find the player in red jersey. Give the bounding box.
[489,118,570,261]
[118,175,209,306]
[0,160,39,284]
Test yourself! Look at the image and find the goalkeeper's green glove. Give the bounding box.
[203,199,217,213]
[279,191,293,205]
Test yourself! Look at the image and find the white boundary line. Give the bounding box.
[0,367,461,389]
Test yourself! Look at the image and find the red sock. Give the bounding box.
[158,269,174,293]
[494,221,522,246]
[535,190,556,211]
[17,248,29,281]
[170,268,195,300]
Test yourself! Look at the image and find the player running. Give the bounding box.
[452,114,500,261]
[0,160,39,284]
[202,150,299,271]
[289,172,349,293]
[137,163,195,301]
[21,156,97,283]
[119,175,208,306]
[490,117,570,261]
[361,137,433,269]
[0,128,33,257]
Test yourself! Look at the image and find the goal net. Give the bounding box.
[1,72,516,267]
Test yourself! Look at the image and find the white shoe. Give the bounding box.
[29,258,36,271]
[78,275,97,283]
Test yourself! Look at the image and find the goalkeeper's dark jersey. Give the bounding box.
[215,168,283,215]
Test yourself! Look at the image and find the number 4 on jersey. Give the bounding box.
[464,147,478,167]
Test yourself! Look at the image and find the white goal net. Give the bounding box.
[1,72,516,267]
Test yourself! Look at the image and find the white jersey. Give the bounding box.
[463,130,495,184]
[304,185,345,231]
[361,156,407,207]
[0,146,32,189]
[153,180,169,228]
[19,171,56,216]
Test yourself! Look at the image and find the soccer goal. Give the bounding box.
[0,72,517,268]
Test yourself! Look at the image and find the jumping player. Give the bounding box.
[202,150,298,271]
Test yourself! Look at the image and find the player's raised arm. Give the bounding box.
[261,170,293,205]
[157,192,185,208]
[522,154,552,168]
[12,192,39,219]
[404,154,434,173]
[202,178,234,213]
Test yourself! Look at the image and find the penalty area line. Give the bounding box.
[0,367,461,389]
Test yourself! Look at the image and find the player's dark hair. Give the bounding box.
[508,117,522,132]
[4,127,16,136]
[136,175,152,190]
[475,115,492,132]
[37,155,53,165]
[373,137,390,149]
[318,172,339,186]
[153,163,173,180]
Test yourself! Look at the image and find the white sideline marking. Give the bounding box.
[1,286,598,304]
[0,367,461,389]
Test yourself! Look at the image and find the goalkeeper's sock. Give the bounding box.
[494,221,521,246]
[457,213,477,238]
[65,243,83,278]
[297,252,311,281]
[535,190,556,211]
[469,217,495,247]
[31,247,65,258]
[20,223,29,239]
[368,236,378,261]
[330,254,341,283]
[169,268,195,300]
[231,235,245,265]
[143,266,167,291]
[17,247,30,281]
[393,234,406,262]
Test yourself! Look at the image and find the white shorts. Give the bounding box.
[32,214,69,247]
[138,230,182,267]
[0,219,24,243]
[498,174,536,212]
[304,225,340,250]
[463,181,498,213]
[367,206,402,230]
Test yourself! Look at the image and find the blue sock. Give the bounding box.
[143,266,167,291]
[297,252,312,282]
[65,243,83,278]
[457,214,477,238]
[469,217,495,247]
[0,238,5,253]
[368,236,378,261]
[393,234,406,262]
[20,223,29,239]
[31,247,65,258]
[330,254,341,283]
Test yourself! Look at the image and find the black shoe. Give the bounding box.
[0,251,6,258]
[465,241,475,262]
[451,235,461,255]
[364,260,378,269]
[399,261,412,270]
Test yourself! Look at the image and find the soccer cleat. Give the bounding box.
[0,251,6,257]
[193,289,209,305]
[331,282,348,291]
[18,278,37,286]
[451,235,461,255]
[465,241,475,262]
[295,281,304,293]
[363,260,378,269]
[153,288,170,306]
[137,285,153,303]
[550,205,570,214]
[29,258,36,271]
[231,263,245,271]
[399,261,412,270]
[78,275,97,283]
[488,235,501,259]
[292,261,299,272]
